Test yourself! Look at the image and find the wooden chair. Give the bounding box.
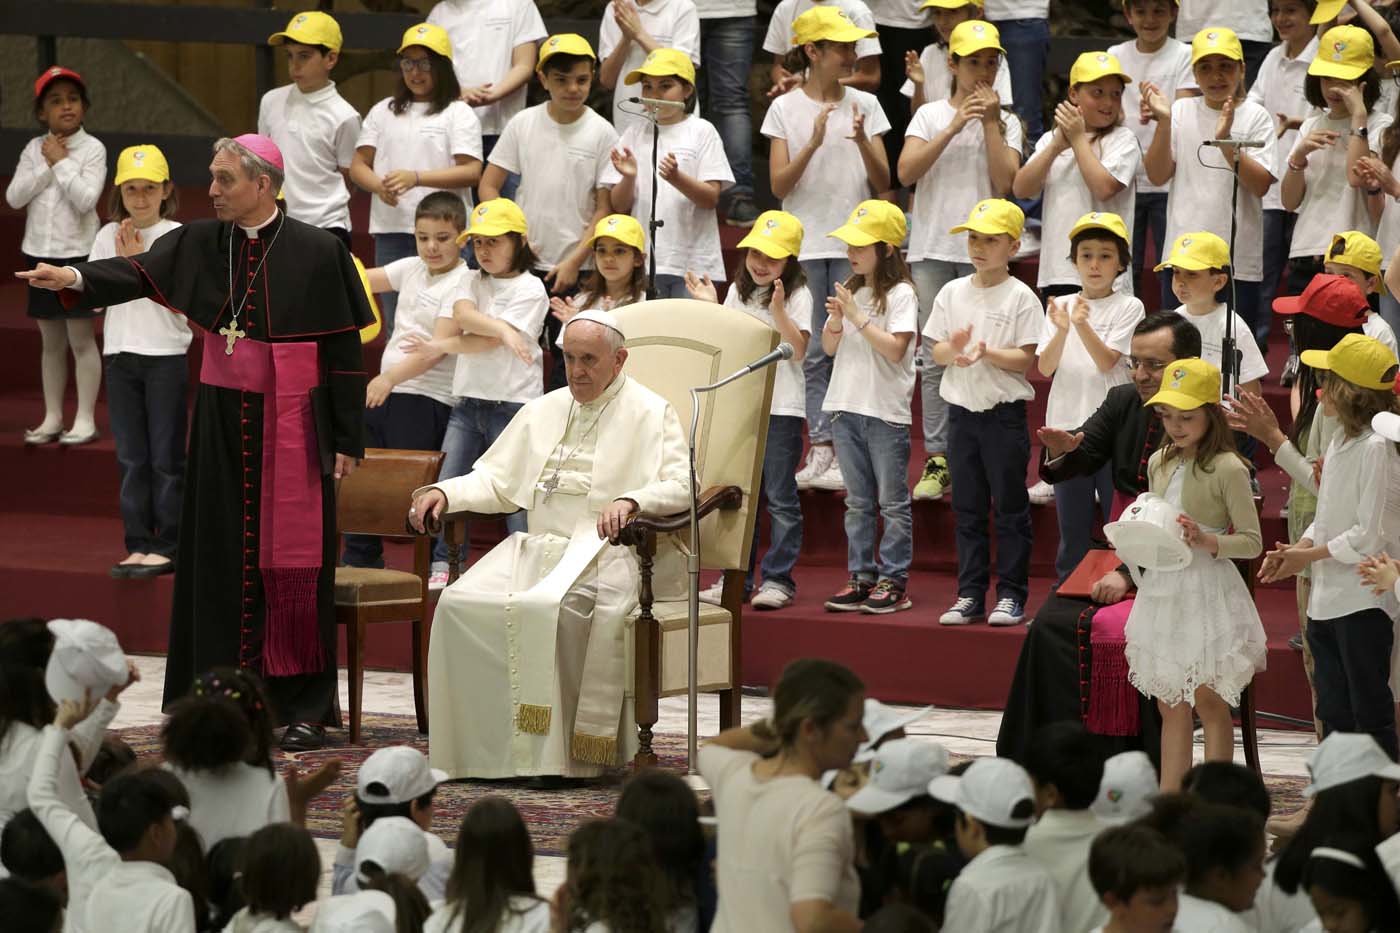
[335,448,444,744]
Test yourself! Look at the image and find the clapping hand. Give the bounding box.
[613,0,645,42]
[769,278,787,316]
[610,146,638,179]
[1360,552,1400,596]
[829,282,862,328]
[684,270,718,303]
[1048,297,1071,332]
[810,103,838,147]
[115,218,144,258]
[904,49,924,85]
[1139,81,1171,123]
[847,109,867,143]
[658,152,680,182]
[1069,296,1091,327]
[1053,100,1086,147]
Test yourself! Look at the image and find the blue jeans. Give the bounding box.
[911,259,973,456]
[948,401,1032,605]
[700,16,756,199]
[373,233,418,336]
[799,257,852,445]
[746,414,804,594]
[1259,209,1297,347]
[831,412,913,585]
[432,396,528,564]
[992,18,1049,143]
[653,273,690,299]
[1227,277,1263,357]
[1052,462,1115,583]
[1381,290,1400,339]
[105,352,188,558]
[1131,192,1171,309]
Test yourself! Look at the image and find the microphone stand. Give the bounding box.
[640,105,664,299]
[1222,145,1242,398]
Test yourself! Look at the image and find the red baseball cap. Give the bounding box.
[1272,273,1370,328]
[34,66,85,101]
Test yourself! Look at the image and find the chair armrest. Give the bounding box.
[422,507,522,536]
[616,485,742,546]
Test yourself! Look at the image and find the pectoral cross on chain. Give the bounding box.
[218,322,246,356]
[540,471,562,502]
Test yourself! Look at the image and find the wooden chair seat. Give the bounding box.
[334,567,424,606]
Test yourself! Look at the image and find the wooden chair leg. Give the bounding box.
[411,616,429,735]
[1240,682,1261,777]
[348,615,365,746]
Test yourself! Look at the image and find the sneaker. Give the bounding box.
[751,581,794,610]
[1028,479,1055,505]
[724,195,760,227]
[862,580,911,614]
[939,597,984,625]
[698,579,725,605]
[913,455,950,500]
[795,445,835,489]
[809,460,846,491]
[428,570,449,591]
[988,598,1026,626]
[824,578,873,612]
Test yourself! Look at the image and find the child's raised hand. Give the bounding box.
[54,691,98,730]
[769,278,787,316]
[831,281,859,321]
[1053,100,1086,146]
[684,270,718,303]
[977,86,1002,116]
[549,294,581,323]
[1047,298,1070,332]
[1274,112,1304,136]
[811,103,838,146]
[1213,97,1236,141]
[614,0,644,41]
[40,133,68,166]
[847,109,867,143]
[285,759,341,826]
[1223,389,1281,443]
[1139,81,1171,123]
[106,659,141,702]
[339,796,361,848]
[658,151,680,182]
[904,49,925,84]
[610,146,638,179]
[115,219,144,258]
[949,324,974,352]
[366,374,394,408]
[951,94,986,131]
[1176,514,1217,554]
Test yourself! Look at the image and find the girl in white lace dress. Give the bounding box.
[1124,357,1266,792]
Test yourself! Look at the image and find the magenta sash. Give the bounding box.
[1087,491,1140,735]
[201,337,324,676]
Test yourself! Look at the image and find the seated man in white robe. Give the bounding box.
[408,310,690,779]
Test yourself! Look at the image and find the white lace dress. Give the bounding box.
[1124,462,1268,706]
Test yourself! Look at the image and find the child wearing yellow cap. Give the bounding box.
[764,1,883,96]
[1324,230,1398,355]
[89,145,191,578]
[902,1,1013,113]
[597,0,701,134]
[1126,356,1265,791]
[1261,333,1400,760]
[685,210,813,611]
[925,198,1044,626]
[819,200,918,613]
[424,0,547,141]
[1013,51,1141,300]
[552,214,649,320]
[1142,27,1279,344]
[350,24,481,335]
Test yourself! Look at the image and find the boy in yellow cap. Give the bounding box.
[925,199,1045,626]
[1324,230,1398,355]
[91,144,192,578]
[261,11,361,248]
[902,0,1013,112]
[425,0,546,146]
[482,34,618,388]
[764,1,883,96]
[1142,27,1279,346]
[597,0,701,133]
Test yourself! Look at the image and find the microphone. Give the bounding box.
[1201,138,1267,148]
[743,343,795,373]
[626,96,688,110]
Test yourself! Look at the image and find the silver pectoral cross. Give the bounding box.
[540,471,562,502]
[218,322,246,355]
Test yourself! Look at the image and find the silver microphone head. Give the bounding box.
[776,342,794,360]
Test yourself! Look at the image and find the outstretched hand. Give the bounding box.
[15,263,77,291]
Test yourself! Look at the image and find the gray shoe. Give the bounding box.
[725,196,760,227]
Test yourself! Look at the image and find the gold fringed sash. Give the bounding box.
[516,703,552,736]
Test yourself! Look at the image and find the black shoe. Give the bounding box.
[824,578,873,612]
[126,560,174,579]
[109,561,139,579]
[281,723,327,751]
[1289,633,1304,652]
[861,580,912,614]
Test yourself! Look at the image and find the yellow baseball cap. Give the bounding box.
[921,0,982,7]
[459,198,528,242]
[588,213,646,253]
[114,144,170,186]
[1328,230,1386,293]
[1312,0,1347,24]
[1145,358,1221,410]
[624,47,696,85]
[537,33,596,69]
[950,198,1025,238]
[738,210,805,259]
[829,200,907,248]
[1153,231,1230,272]
[1191,27,1244,64]
[1068,211,1130,246]
[1070,51,1132,86]
[948,20,1005,57]
[268,11,343,53]
[352,254,384,345]
[398,23,452,60]
[1301,333,1400,391]
[1309,25,1375,81]
[792,6,878,46]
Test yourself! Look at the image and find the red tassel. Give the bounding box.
[261,566,322,676]
[1086,636,1140,736]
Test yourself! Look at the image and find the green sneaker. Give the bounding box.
[913,455,949,500]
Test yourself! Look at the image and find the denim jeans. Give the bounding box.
[1229,278,1263,358]
[1259,209,1298,347]
[1052,462,1115,583]
[831,411,913,585]
[800,257,852,445]
[1131,191,1170,308]
[653,273,690,299]
[746,414,804,594]
[948,401,1032,605]
[1381,290,1400,339]
[910,259,973,456]
[105,352,188,558]
[1308,608,1398,758]
[992,18,1049,142]
[373,232,418,336]
[700,16,756,199]
[480,134,520,202]
[432,396,528,563]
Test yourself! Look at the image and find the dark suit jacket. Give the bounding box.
[1039,382,1157,498]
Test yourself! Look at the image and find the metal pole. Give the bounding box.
[686,388,702,773]
[647,114,663,299]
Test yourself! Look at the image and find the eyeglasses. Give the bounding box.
[399,57,433,74]
[1128,356,1171,373]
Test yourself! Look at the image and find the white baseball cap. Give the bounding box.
[44,619,126,704]
[846,739,950,815]
[859,699,933,755]
[1304,732,1400,797]
[309,890,396,933]
[355,816,430,883]
[1091,751,1159,825]
[928,757,1036,829]
[356,746,446,804]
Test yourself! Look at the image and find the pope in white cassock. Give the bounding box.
[408,309,690,778]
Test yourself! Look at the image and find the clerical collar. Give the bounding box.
[583,373,627,411]
[238,209,281,240]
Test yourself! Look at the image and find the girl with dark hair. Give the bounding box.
[426,796,547,933]
[615,770,709,933]
[1303,835,1400,932]
[223,824,320,932]
[553,818,670,933]
[1141,794,1267,925]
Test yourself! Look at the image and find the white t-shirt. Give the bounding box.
[761,88,892,261]
[1037,291,1143,429]
[90,219,192,356]
[257,82,360,231]
[905,100,1026,264]
[440,270,548,403]
[599,114,733,279]
[1177,0,1272,43]
[723,281,813,418]
[1107,37,1196,195]
[1366,312,1399,357]
[764,0,882,61]
[598,0,702,135]
[380,257,472,406]
[822,281,919,423]
[1246,36,1318,211]
[490,104,618,270]
[165,763,289,851]
[924,274,1044,411]
[423,895,551,933]
[426,0,548,137]
[1031,125,1141,289]
[1173,892,1254,933]
[865,0,930,29]
[694,0,758,15]
[1163,96,1278,281]
[697,744,861,933]
[984,0,1050,18]
[900,43,1014,109]
[357,98,483,234]
[1288,109,1393,257]
[1023,810,1110,933]
[1171,302,1269,383]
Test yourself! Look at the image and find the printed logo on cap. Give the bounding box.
[646,50,660,64]
[477,205,489,218]
[1206,30,1219,43]
[1169,366,1187,388]
[1096,53,1109,64]
[763,218,780,235]
[973,23,986,34]
[837,9,850,20]
[50,67,61,77]
[548,36,560,48]
[295,13,307,23]
[133,150,146,162]
[977,203,990,213]
[606,217,619,229]
[1333,41,1347,60]
[1181,236,1193,247]
[1107,788,1123,802]
[417,25,429,35]
[854,206,869,223]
